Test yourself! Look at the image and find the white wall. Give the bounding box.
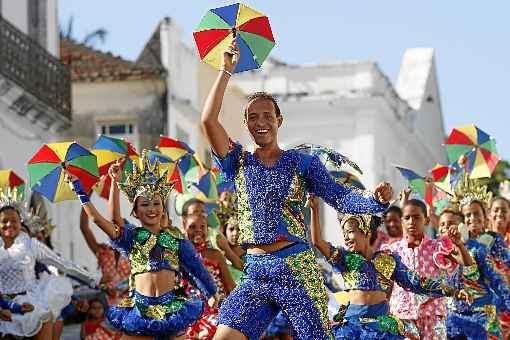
[2,0,28,33]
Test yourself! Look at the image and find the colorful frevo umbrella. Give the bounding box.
[194,3,275,73]
[329,170,365,190]
[28,142,99,202]
[444,124,499,179]
[91,136,139,199]
[91,135,139,176]
[178,154,205,187]
[429,163,460,195]
[190,172,219,203]
[159,136,194,162]
[0,169,25,194]
[394,166,433,207]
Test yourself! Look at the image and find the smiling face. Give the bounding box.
[0,208,22,241]
[133,195,163,228]
[342,219,369,253]
[183,214,208,245]
[244,98,282,148]
[490,198,510,235]
[439,212,462,236]
[462,201,486,238]
[402,204,428,242]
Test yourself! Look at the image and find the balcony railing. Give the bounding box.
[0,15,71,119]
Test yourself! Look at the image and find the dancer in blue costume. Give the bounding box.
[67,152,218,340]
[201,39,393,340]
[437,207,510,340]
[308,196,472,340]
[441,169,510,340]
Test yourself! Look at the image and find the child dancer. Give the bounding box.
[68,151,218,340]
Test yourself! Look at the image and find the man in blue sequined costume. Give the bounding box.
[201,39,393,340]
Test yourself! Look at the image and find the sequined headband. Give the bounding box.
[340,214,372,235]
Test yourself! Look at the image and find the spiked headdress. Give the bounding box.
[0,187,29,221]
[118,149,174,203]
[25,205,55,238]
[451,172,492,209]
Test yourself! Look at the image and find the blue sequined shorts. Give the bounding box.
[332,303,419,340]
[218,242,331,340]
[107,289,203,337]
[446,304,501,339]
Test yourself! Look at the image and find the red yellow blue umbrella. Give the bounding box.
[194,3,275,73]
[91,135,139,176]
[159,136,194,162]
[444,124,499,179]
[27,142,99,202]
[0,169,25,194]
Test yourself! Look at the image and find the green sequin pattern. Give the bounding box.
[129,228,181,275]
[377,315,400,334]
[130,230,158,274]
[282,173,306,240]
[136,299,185,318]
[345,252,365,271]
[235,154,255,244]
[286,249,333,339]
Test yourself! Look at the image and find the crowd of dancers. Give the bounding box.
[0,40,510,340]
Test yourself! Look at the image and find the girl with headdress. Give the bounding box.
[0,187,97,339]
[308,196,471,339]
[446,162,510,340]
[436,206,510,340]
[68,151,218,340]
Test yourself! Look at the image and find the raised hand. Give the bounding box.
[222,39,240,74]
[399,188,412,207]
[374,182,393,204]
[108,161,122,183]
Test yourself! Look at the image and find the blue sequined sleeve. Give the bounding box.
[305,155,387,214]
[492,234,510,268]
[110,221,136,256]
[0,298,22,314]
[475,243,510,311]
[179,239,217,298]
[393,254,453,297]
[211,141,243,182]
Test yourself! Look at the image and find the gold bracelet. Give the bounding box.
[220,68,233,77]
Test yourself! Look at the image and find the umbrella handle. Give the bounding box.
[231,28,238,65]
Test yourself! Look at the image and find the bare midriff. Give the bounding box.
[134,269,176,297]
[347,290,387,305]
[246,240,294,254]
